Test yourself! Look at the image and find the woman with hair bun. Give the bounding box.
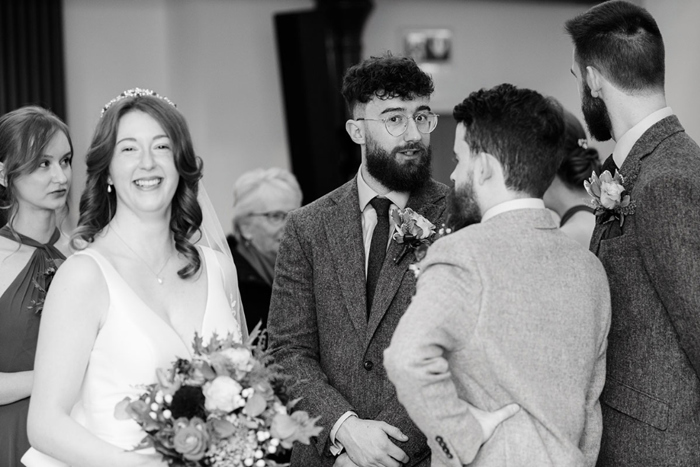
[544,109,602,247]
[0,106,73,467]
[24,89,243,467]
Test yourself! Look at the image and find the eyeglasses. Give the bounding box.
[248,211,288,223]
[357,111,439,137]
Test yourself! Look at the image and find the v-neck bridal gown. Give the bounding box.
[22,246,243,467]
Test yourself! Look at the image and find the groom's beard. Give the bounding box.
[446,180,481,232]
[365,136,432,192]
[581,82,613,142]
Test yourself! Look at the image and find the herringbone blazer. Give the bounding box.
[386,208,611,467]
[268,176,448,467]
[590,116,700,466]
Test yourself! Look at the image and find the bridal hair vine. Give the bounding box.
[101,87,176,117]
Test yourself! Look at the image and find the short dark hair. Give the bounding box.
[565,0,664,92]
[453,83,565,198]
[557,109,601,190]
[341,54,434,115]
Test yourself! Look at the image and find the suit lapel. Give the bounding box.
[366,181,447,341]
[323,178,369,336]
[590,116,684,256]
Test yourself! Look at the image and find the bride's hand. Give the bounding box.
[122,452,168,467]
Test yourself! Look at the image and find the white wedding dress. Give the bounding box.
[22,246,243,467]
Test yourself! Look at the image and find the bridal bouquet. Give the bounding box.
[115,329,321,466]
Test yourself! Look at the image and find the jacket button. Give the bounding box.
[363,360,374,371]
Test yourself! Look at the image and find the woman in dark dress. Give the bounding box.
[227,168,302,334]
[544,108,601,247]
[0,106,72,467]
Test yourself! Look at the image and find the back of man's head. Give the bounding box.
[565,0,664,94]
[341,54,434,116]
[453,84,565,198]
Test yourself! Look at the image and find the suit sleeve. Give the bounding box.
[267,212,354,457]
[579,287,610,467]
[637,172,700,377]
[384,240,484,465]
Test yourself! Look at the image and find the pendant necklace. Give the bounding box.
[111,226,173,285]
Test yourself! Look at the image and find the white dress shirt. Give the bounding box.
[481,198,546,223]
[329,167,409,455]
[613,107,673,168]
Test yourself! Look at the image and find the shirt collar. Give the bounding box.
[481,198,545,223]
[357,166,409,211]
[613,107,673,168]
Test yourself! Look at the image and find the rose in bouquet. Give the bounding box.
[115,328,321,466]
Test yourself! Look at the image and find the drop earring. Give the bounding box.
[107,184,112,193]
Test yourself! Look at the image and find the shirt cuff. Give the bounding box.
[329,411,358,456]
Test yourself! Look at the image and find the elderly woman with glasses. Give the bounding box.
[227,167,302,333]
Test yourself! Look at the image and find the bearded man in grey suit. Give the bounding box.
[566,2,700,465]
[385,83,612,467]
[268,55,452,467]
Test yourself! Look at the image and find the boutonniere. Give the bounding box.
[584,170,635,227]
[390,207,436,264]
[29,258,64,314]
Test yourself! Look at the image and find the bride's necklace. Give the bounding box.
[111,226,174,285]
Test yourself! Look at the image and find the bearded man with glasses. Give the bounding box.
[268,55,513,467]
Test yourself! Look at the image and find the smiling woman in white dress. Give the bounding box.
[23,90,244,467]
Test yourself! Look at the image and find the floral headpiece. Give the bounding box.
[101,87,176,118]
[577,138,588,149]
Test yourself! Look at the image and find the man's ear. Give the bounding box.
[585,66,604,98]
[475,152,494,185]
[0,161,6,188]
[345,119,365,145]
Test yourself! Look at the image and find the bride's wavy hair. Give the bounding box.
[72,94,204,279]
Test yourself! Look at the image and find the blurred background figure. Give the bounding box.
[0,106,73,467]
[544,109,601,247]
[228,168,302,333]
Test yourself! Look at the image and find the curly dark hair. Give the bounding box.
[0,106,73,230]
[453,83,565,198]
[557,109,601,190]
[565,0,664,93]
[341,54,434,115]
[71,94,204,279]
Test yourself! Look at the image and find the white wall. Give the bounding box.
[63,0,314,230]
[62,0,700,226]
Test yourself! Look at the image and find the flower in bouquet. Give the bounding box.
[584,170,635,227]
[115,327,322,466]
[390,207,436,264]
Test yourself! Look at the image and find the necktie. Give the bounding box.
[601,154,618,174]
[366,197,392,317]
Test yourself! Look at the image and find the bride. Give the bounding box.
[23,89,245,467]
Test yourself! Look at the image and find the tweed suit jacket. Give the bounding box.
[267,176,448,467]
[590,116,700,466]
[385,208,611,467]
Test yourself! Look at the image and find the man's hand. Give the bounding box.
[335,416,409,467]
[334,453,360,467]
[468,402,520,444]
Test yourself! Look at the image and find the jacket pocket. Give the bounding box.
[601,377,669,430]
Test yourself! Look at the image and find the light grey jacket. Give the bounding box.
[385,208,611,467]
[268,176,448,467]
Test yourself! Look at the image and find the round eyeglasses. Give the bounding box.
[248,211,288,224]
[357,111,439,137]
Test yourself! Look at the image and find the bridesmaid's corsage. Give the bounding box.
[115,328,321,466]
[29,258,64,314]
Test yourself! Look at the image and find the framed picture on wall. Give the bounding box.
[403,28,452,64]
